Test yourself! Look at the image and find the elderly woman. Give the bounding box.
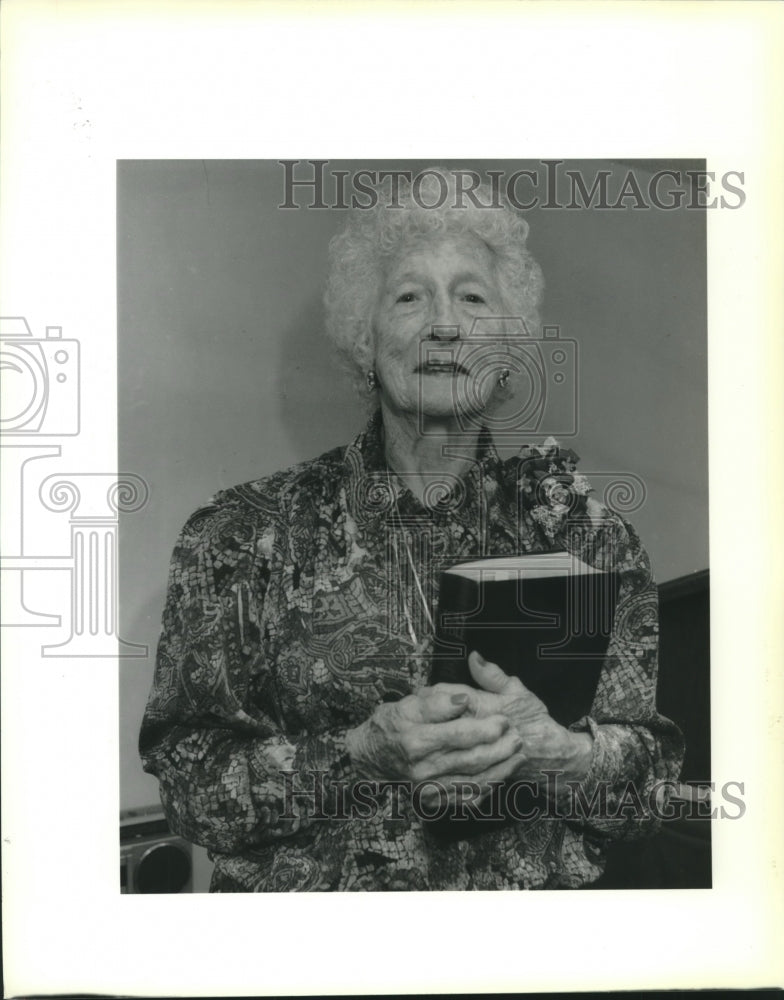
[139,169,683,891]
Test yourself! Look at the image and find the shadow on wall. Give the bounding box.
[120,586,169,808]
[124,586,167,669]
[277,292,367,461]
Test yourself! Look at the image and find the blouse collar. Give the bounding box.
[341,409,591,547]
[342,409,506,530]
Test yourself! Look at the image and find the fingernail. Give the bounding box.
[473,652,486,665]
[451,693,468,706]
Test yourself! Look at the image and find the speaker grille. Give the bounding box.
[134,842,192,894]
[121,806,193,893]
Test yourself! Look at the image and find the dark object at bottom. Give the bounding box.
[592,816,712,889]
[120,804,193,893]
[594,571,712,889]
[429,570,713,889]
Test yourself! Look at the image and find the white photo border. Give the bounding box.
[1,1,782,995]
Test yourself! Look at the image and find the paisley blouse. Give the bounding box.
[139,413,683,891]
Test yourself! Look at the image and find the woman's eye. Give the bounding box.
[396,292,417,303]
[463,293,486,304]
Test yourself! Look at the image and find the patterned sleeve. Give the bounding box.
[518,439,685,841]
[563,511,685,840]
[138,498,354,855]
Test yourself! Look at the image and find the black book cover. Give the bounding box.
[430,552,620,727]
[425,552,620,839]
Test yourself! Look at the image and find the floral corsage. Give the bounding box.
[517,437,598,541]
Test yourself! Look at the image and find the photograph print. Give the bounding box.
[118,158,716,893]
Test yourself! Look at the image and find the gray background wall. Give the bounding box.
[118,160,708,882]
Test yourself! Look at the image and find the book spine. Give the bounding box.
[429,572,478,686]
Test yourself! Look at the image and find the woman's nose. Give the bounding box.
[428,294,461,340]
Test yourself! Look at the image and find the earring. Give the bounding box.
[366,369,378,392]
[498,368,511,389]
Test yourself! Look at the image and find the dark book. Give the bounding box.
[423,552,621,841]
[429,552,620,727]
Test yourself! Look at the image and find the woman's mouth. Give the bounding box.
[415,361,470,376]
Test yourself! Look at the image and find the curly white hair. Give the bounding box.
[323,167,544,401]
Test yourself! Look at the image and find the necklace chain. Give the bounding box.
[385,466,487,648]
[387,470,433,648]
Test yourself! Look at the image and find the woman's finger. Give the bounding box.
[416,688,476,724]
[419,682,477,699]
[417,754,526,811]
[428,752,527,803]
[410,713,510,758]
[467,650,512,693]
[412,729,523,781]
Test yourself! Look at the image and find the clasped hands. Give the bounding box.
[346,652,594,809]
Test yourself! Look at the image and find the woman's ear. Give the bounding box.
[361,319,377,369]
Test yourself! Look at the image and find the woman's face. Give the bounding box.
[371,232,508,423]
